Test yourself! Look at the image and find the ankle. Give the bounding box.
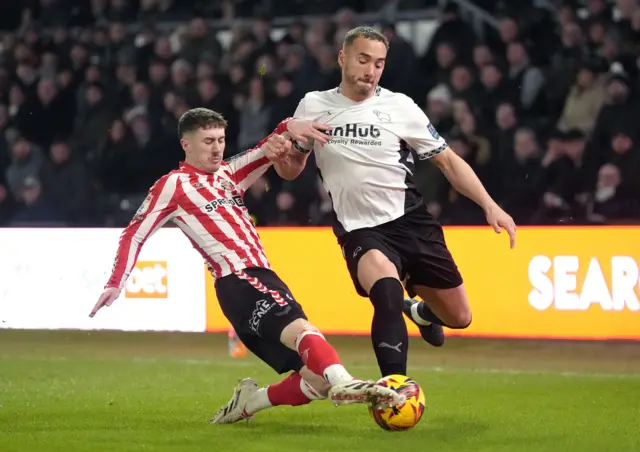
[323,364,354,386]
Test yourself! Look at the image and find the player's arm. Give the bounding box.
[401,99,517,247]
[274,97,331,180]
[225,114,329,187]
[89,175,178,317]
[271,143,309,180]
[221,126,282,191]
[431,149,494,208]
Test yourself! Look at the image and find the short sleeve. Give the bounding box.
[399,99,448,160]
[292,97,314,152]
[293,97,307,119]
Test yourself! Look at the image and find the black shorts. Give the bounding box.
[215,267,306,374]
[338,206,463,297]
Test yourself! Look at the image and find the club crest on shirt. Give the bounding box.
[373,109,391,122]
[219,179,235,191]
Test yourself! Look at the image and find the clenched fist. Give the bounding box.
[264,134,292,162]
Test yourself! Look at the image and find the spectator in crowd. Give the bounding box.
[557,60,607,135]
[237,77,270,152]
[0,181,15,225]
[243,175,275,226]
[0,0,638,228]
[606,126,640,192]
[422,2,476,72]
[506,41,547,118]
[39,139,92,224]
[478,63,515,128]
[499,126,545,224]
[91,118,140,197]
[5,136,44,201]
[73,82,114,154]
[425,84,454,133]
[8,176,63,226]
[589,162,639,224]
[380,23,417,96]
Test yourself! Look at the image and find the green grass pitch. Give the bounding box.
[1,330,639,452]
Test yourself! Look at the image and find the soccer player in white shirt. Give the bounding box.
[288,27,517,377]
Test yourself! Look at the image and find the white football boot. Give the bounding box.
[328,380,405,410]
[209,378,258,424]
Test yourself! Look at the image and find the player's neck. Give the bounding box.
[184,158,215,174]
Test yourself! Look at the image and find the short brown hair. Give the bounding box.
[177,108,227,137]
[343,26,389,50]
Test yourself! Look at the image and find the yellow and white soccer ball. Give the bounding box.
[368,374,425,431]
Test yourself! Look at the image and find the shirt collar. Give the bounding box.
[179,161,213,175]
[336,84,382,96]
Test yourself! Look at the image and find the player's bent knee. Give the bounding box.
[447,310,472,329]
[280,319,324,351]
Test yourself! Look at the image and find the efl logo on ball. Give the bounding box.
[125,261,168,299]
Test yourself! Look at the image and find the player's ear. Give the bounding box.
[338,49,345,68]
[180,138,189,152]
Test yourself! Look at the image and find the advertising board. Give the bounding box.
[205,227,640,340]
[0,228,206,332]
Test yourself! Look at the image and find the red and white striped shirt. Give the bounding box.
[105,120,290,289]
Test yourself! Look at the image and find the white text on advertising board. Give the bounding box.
[528,255,640,312]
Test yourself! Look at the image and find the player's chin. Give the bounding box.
[206,161,222,172]
[356,82,374,94]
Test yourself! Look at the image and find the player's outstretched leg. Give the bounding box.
[282,319,404,409]
[210,371,325,424]
[212,322,405,424]
[403,298,445,347]
[210,378,259,424]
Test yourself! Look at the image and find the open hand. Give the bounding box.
[485,204,517,249]
[286,119,331,145]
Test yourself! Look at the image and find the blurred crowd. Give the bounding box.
[0,0,639,228]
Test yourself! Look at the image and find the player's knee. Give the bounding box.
[280,318,323,350]
[447,309,472,329]
[368,277,404,314]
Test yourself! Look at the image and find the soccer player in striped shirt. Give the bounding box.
[89,108,402,424]
[290,27,517,377]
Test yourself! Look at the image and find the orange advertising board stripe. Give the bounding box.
[205,227,640,340]
[124,261,169,299]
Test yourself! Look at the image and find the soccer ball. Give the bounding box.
[368,374,425,431]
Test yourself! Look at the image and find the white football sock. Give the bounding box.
[323,364,354,386]
[245,388,272,415]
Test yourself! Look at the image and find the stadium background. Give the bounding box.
[1,0,639,450]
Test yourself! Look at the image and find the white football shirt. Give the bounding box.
[293,86,448,235]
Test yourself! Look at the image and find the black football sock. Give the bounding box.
[415,301,447,326]
[415,300,471,329]
[369,278,408,376]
